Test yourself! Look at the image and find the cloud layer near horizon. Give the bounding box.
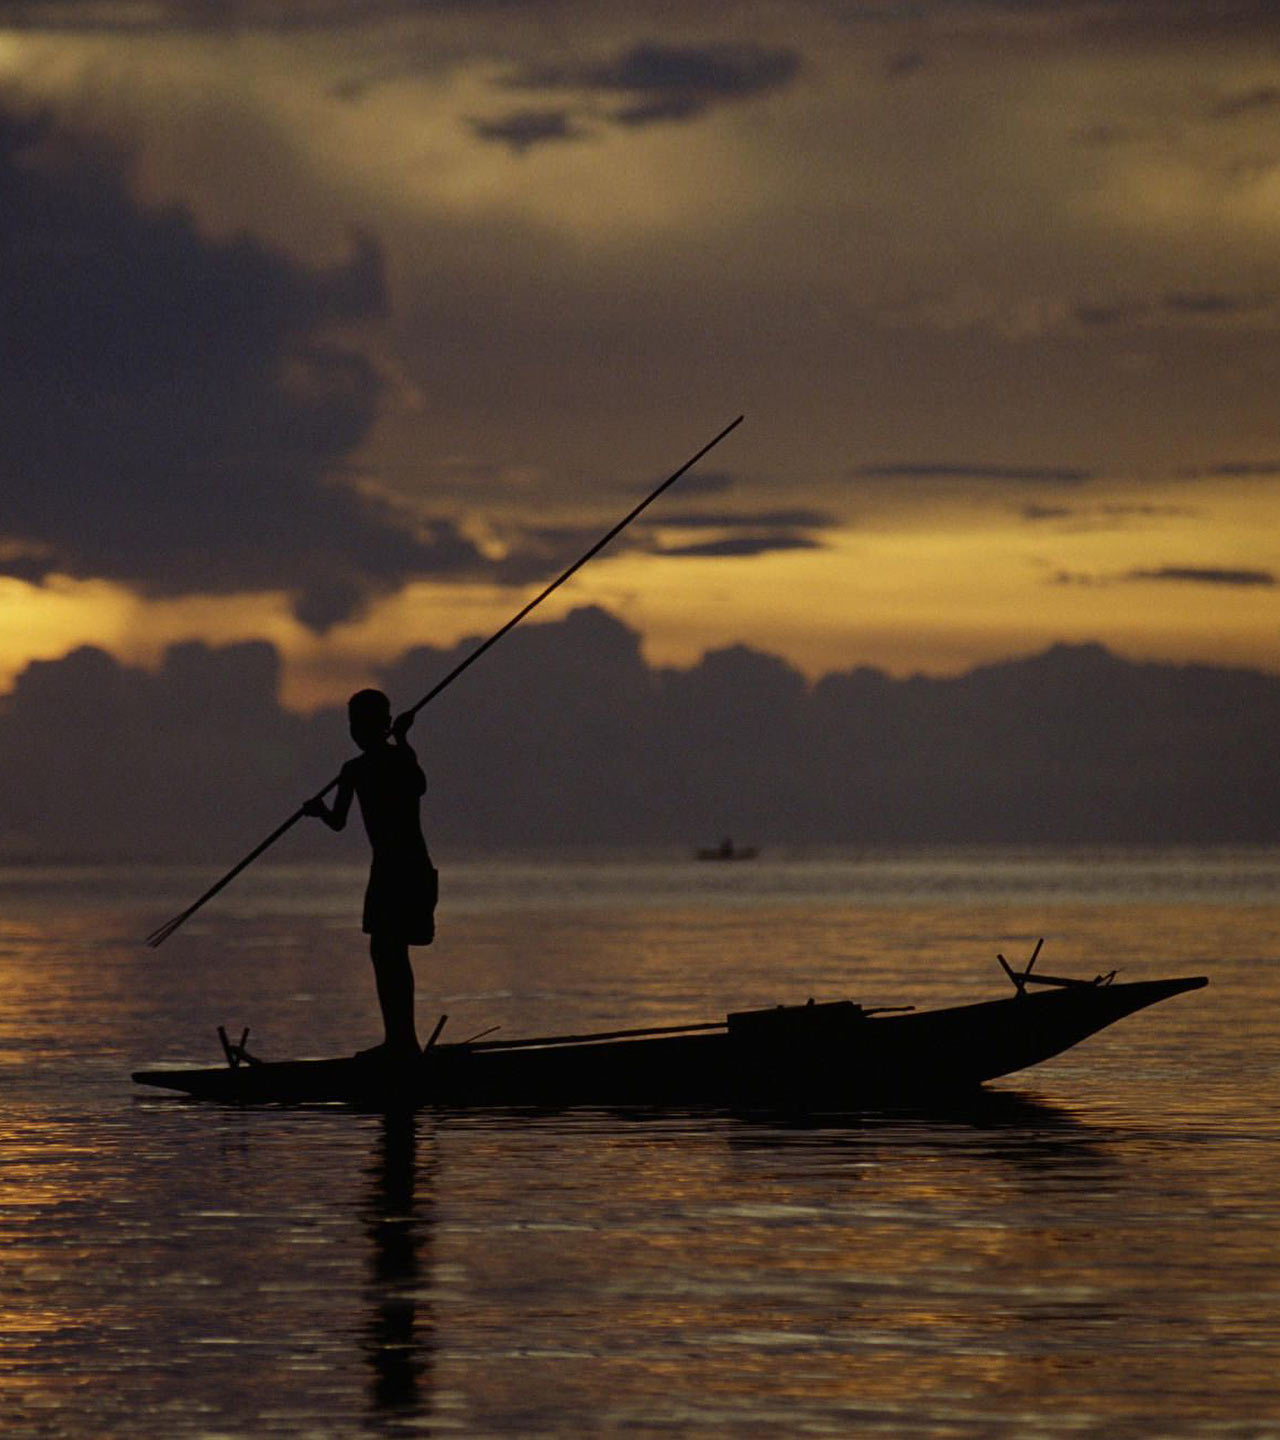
[3,606,1278,862]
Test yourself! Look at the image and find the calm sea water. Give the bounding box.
[1,848,1278,1437]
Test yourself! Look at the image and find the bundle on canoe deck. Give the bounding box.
[133,949,1208,1110]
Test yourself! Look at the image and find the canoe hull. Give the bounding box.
[132,975,1207,1110]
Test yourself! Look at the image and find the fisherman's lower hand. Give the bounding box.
[391,710,415,742]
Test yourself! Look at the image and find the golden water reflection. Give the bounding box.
[0,859,1277,1434]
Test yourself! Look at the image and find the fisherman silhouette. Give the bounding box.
[303,689,437,1057]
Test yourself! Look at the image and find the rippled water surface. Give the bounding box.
[1,849,1278,1436]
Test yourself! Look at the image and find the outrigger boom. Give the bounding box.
[996,937,1116,995]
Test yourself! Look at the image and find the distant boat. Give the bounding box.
[696,836,759,861]
[132,963,1207,1110]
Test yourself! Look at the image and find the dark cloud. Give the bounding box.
[656,533,822,559]
[0,105,498,629]
[626,504,835,559]
[1022,502,1195,525]
[1072,289,1275,328]
[1127,566,1277,587]
[487,522,640,587]
[1073,299,1147,326]
[886,51,927,79]
[852,462,1093,484]
[477,502,833,580]
[1163,290,1270,318]
[1105,503,1196,519]
[1065,0,1280,42]
[649,507,836,530]
[6,0,1279,37]
[468,108,584,153]
[1181,461,1280,478]
[499,41,801,141]
[630,469,736,499]
[0,0,454,31]
[1209,85,1280,120]
[1050,562,1274,587]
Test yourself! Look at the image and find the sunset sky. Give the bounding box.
[4,0,1280,712]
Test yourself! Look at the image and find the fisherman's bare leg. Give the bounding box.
[369,935,421,1052]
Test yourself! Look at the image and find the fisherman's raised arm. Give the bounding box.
[389,711,427,795]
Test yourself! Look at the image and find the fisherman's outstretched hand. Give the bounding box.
[301,796,329,820]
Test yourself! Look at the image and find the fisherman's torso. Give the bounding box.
[342,746,428,856]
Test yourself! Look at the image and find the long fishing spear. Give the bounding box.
[146,414,744,947]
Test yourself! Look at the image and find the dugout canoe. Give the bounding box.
[132,971,1207,1110]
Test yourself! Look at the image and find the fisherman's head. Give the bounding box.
[348,688,392,751]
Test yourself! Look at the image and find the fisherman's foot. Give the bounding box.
[354,1039,421,1063]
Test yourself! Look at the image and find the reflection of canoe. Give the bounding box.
[133,973,1207,1110]
[696,838,759,861]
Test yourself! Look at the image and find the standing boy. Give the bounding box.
[303,688,437,1057]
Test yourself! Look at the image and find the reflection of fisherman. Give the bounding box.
[364,1113,433,1420]
[303,689,437,1056]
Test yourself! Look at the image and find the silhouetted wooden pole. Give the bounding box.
[146,415,744,946]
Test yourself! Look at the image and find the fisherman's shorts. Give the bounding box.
[362,849,438,945]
